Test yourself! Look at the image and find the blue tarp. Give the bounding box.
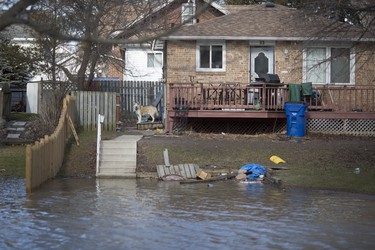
[240,163,266,180]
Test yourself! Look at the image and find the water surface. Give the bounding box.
[1,177,374,249]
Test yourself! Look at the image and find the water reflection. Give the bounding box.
[1,177,374,250]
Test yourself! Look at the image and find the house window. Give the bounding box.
[331,48,350,83]
[304,46,354,84]
[197,42,226,72]
[182,3,195,24]
[147,52,162,68]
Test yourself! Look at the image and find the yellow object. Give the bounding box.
[270,155,286,164]
[196,169,212,180]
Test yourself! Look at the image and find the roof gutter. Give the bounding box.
[161,35,375,42]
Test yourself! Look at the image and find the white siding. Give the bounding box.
[26,81,41,113]
[124,48,163,81]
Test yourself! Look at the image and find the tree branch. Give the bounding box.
[0,0,39,31]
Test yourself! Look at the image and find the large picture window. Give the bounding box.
[147,52,162,68]
[304,46,353,84]
[197,42,225,72]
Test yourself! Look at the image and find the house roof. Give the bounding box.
[163,3,375,42]
[113,0,229,39]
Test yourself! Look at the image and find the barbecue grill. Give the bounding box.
[248,73,283,105]
[253,73,282,85]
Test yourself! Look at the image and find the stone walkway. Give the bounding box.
[0,120,34,144]
[6,121,27,139]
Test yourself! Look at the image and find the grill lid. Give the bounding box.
[256,73,280,83]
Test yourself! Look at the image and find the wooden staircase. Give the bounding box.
[96,135,143,178]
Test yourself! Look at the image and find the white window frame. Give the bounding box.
[181,2,195,25]
[147,52,163,68]
[303,45,355,85]
[196,41,226,72]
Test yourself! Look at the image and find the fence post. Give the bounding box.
[25,145,32,193]
[0,89,4,127]
[0,90,3,118]
[96,114,104,175]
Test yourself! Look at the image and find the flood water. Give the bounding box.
[1,177,374,250]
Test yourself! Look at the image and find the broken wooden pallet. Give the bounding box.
[180,173,237,184]
[156,164,199,179]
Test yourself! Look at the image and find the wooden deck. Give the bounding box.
[167,83,375,131]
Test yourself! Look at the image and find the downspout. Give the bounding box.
[163,41,168,132]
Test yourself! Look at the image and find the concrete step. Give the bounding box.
[96,172,137,178]
[97,135,142,178]
[98,166,136,178]
[100,147,136,155]
[98,167,136,173]
[100,153,136,161]
[101,140,137,149]
[100,160,137,169]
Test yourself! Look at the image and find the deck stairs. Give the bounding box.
[96,135,143,178]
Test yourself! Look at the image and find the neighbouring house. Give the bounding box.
[114,0,229,81]
[1,20,34,113]
[0,18,80,114]
[159,3,375,135]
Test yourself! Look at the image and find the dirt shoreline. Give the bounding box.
[60,130,375,194]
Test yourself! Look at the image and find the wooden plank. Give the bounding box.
[181,164,190,178]
[163,148,170,167]
[66,114,79,146]
[187,163,198,178]
[156,164,199,179]
[25,145,32,193]
[156,165,165,177]
[180,173,236,184]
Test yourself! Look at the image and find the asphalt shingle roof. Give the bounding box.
[165,4,373,42]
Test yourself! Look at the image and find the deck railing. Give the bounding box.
[169,83,375,113]
[309,85,375,112]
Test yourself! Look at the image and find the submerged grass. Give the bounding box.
[0,146,26,177]
[276,167,375,194]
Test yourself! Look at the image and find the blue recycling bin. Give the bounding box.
[284,102,308,137]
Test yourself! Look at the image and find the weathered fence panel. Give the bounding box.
[75,91,118,131]
[92,80,165,124]
[25,95,77,193]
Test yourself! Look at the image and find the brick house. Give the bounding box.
[160,3,375,135]
[163,3,375,85]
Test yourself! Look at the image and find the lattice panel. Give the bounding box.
[42,82,76,91]
[307,119,375,137]
[173,118,286,135]
[172,117,374,137]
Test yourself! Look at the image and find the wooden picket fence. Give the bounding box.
[0,90,3,118]
[25,95,77,193]
[75,91,119,131]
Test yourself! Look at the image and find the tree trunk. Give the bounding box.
[76,40,92,90]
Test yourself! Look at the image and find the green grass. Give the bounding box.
[8,112,39,121]
[0,112,39,177]
[0,145,26,177]
[60,129,121,177]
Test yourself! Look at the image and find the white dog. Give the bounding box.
[133,102,159,123]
